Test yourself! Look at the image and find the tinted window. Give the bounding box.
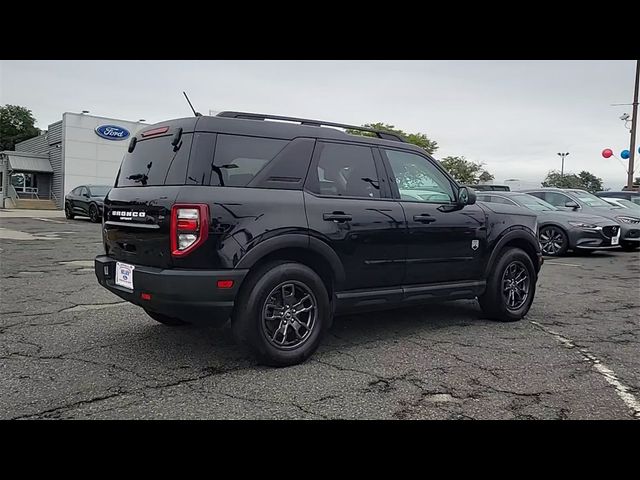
[71,187,82,195]
[512,194,557,211]
[80,187,88,197]
[209,135,287,187]
[488,195,517,205]
[88,186,110,196]
[383,149,454,203]
[311,142,380,198]
[541,192,573,207]
[117,134,192,187]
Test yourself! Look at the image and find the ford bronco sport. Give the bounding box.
[95,111,543,366]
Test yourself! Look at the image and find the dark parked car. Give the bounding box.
[476,192,620,256]
[94,111,542,366]
[595,191,640,206]
[65,185,112,222]
[522,188,640,251]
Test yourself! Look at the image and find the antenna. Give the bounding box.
[183,91,202,117]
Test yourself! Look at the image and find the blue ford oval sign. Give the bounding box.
[95,125,130,141]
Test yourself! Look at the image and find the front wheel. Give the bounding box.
[539,226,568,256]
[620,241,640,252]
[231,261,330,367]
[479,247,536,322]
[89,204,100,223]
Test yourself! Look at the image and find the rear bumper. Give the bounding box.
[94,255,248,324]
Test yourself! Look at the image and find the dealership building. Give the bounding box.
[0,113,148,209]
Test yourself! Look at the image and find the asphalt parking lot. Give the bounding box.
[1,215,639,420]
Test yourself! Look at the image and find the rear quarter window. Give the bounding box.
[186,134,288,187]
[116,134,193,187]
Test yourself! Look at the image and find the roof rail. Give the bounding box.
[216,111,406,143]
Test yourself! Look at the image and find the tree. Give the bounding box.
[439,156,494,185]
[345,122,438,154]
[577,171,603,193]
[478,171,495,183]
[542,170,603,193]
[0,105,41,151]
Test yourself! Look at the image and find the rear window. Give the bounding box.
[116,134,193,187]
[186,134,288,187]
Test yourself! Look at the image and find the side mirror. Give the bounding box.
[565,200,579,210]
[458,186,476,206]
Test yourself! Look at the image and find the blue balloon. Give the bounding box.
[621,150,630,159]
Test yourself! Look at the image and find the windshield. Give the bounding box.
[512,194,557,212]
[573,190,616,208]
[89,186,111,197]
[611,198,640,211]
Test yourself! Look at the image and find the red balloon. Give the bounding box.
[602,148,613,158]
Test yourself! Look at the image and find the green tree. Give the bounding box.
[0,105,41,151]
[439,156,493,185]
[542,170,603,193]
[345,122,438,154]
[478,170,495,183]
[577,171,603,193]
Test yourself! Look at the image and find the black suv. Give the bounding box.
[94,112,543,366]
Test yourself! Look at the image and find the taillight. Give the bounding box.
[170,204,209,257]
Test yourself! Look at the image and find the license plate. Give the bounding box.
[115,262,135,290]
[612,231,620,245]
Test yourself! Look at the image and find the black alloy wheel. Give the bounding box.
[501,260,530,312]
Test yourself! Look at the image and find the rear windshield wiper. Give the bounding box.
[127,162,152,186]
[127,173,149,185]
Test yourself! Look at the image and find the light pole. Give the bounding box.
[627,60,639,190]
[557,152,569,178]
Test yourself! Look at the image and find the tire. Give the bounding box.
[231,261,331,367]
[89,204,100,223]
[65,203,75,220]
[144,309,188,326]
[479,247,536,322]
[620,241,640,252]
[539,225,569,256]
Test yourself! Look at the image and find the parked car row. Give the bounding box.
[477,188,640,256]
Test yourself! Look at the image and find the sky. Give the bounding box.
[1,60,637,189]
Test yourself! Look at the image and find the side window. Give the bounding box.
[310,142,381,199]
[71,187,81,195]
[543,192,572,207]
[80,187,88,197]
[491,196,517,206]
[382,149,454,203]
[210,135,288,187]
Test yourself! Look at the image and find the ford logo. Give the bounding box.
[95,125,130,141]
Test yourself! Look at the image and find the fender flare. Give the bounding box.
[485,227,540,276]
[234,234,346,286]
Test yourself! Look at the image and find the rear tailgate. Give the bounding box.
[104,186,180,268]
[103,119,197,269]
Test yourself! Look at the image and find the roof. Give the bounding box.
[1,151,53,173]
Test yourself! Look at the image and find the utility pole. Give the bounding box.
[627,60,639,190]
[558,152,569,178]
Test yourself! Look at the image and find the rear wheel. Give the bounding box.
[144,309,188,326]
[479,247,536,322]
[539,226,568,256]
[65,203,75,220]
[620,241,639,251]
[231,261,330,367]
[89,204,100,223]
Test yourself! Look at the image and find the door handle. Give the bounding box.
[413,214,436,223]
[323,212,352,223]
